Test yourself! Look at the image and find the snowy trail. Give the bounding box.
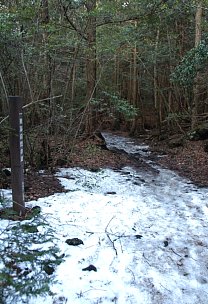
[1,133,208,304]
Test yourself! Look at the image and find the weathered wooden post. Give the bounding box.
[9,96,25,216]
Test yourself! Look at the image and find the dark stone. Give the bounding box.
[43,264,55,275]
[65,238,84,246]
[105,191,117,195]
[2,168,11,177]
[82,265,97,272]
[135,235,143,239]
[164,240,169,247]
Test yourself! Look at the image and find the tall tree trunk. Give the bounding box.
[154,28,161,131]
[192,2,203,128]
[84,0,97,134]
[130,44,138,134]
[41,0,51,98]
[41,0,52,167]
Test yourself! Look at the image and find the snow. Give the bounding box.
[1,133,208,304]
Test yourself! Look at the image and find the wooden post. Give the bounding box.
[9,96,25,216]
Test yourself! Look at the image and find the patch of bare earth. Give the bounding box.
[1,137,138,201]
[2,134,207,202]
[150,139,208,187]
[67,138,138,170]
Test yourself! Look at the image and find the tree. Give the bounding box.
[84,0,97,133]
[192,1,203,128]
[1,0,208,147]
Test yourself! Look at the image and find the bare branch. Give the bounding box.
[61,3,87,40]
[97,0,166,27]
[0,95,62,125]
[0,70,9,107]
[23,95,62,109]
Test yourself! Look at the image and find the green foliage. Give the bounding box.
[0,210,64,303]
[103,92,137,120]
[0,0,207,135]
[170,42,208,87]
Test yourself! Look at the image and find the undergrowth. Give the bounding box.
[0,196,64,304]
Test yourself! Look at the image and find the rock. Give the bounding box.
[164,240,169,247]
[43,264,55,275]
[2,168,11,177]
[82,264,97,272]
[65,238,84,246]
[105,191,117,195]
[135,234,143,239]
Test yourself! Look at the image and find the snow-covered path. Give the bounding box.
[1,133,208,304]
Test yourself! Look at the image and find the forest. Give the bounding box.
[1,0,208,172]
[1,1,208,303]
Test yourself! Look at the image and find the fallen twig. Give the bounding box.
[105,216,118,256]
[170,248,182,257]
[142,253,151,266]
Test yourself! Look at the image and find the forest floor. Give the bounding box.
[1,131,208,202]
[65,131,208,188]
[1,132,208,304]
[29,132,208,200]
[148,137,208,188]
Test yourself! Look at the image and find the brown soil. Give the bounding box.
[147,138,208,187]
[70,134,208,188]
[0,136,140,201]
[1,134,208,203]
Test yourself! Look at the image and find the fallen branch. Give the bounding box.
[170,248,182,257]
[142,253,151,266]
[105,216,118,256]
